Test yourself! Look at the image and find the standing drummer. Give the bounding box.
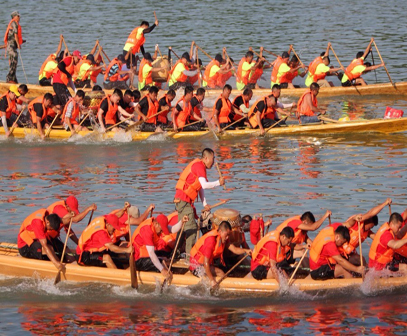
[174,148,226,256]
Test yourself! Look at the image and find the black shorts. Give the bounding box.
[220,122,235,130]
[53,82,72,107]
[168,82,188,91]
[47,237,65,256]
[19,241,43,260]
[74,79,92,88]
[252,265,269,281]
[140,122,157,132]
[135,257,160,273]
[262,118,283,128]
[103,81,129,90]
[77,251,106,267]
[310,264,335,280]
[39,77,53,87]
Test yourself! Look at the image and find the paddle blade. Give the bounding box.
[130,254,138,289]
[54,270,61,285]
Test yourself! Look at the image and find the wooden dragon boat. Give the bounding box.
[0,243,405,294]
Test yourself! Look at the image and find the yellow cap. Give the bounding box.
[9,85,20,97]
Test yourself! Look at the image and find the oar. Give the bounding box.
[201,199,230,213]
[54,217,73,285]
[291,46,304,66]
[128,212,138,289]
[372,39,394,86]
[86,209,94,227]
[328,215,332,225]
[370,48,378,83]
[263,48,279,58]
[45,114,60,138]
[170,48,181,60]
[126,110,163,131]
[319,116,338,124]
[18,51,29,84]
[389,204,392,216]
[329,44,346,72]
[357,220,364,280]
[195,44,214,61]
[68,111,92,138]
[215,162,226,190]
[262,116,289,136]
[288,249,308,286]
[211,253,250,294]
[167,119,204,137]
[8,111,24,136]
[251,49,273,66]
[105,115,134,132]
[100,47,111,64]
[221,116,246,132]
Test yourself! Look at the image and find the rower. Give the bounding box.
[236,51,257,91]
[62,90,87,134]
[0,85,19,137]
[368,213,407,271]
[203,53,232,89]
[279,55,307,89]
[38,35,64,86]
[248,56,272,89]
[340,198,392,266]
[212,84,241,132]
[103,54,131,90]
[174,148,226,255]
[247,227,294,283]
[190,221,251,288]
[76,214,133,268]
[97,89,122,133]
[156,89,176,129]
[340,38,384,87]
[168,51,198,90]
[231,88,253,127]
[190,88,211,124]
[309,223,364,280]
[156,212,179,258]
[90,53,104,87]
[270,49,291,88]
[393,210,407,271]
[74,54,104,89]
[297,82,326,124]
[173,85,205,132]
[117,90,139,127]
[248,95,283,135]
[250,216,272,245]
[271,84,296,110]
[138,52,166,91]
[27,93,55,139]
[18,209,64,271]
[305,43,341,88]
[134,85,161,132]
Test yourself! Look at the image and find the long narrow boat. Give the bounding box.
[0,243,405,294]
[1,117,407,141]
[1,81,407,99]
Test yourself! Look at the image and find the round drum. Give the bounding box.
[83,92,105,110]
[152,56,170,83]
[212,208,241,229]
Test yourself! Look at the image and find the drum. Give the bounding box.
[152,56,170,83]
[83,92,105,110]
[212,208,241,229]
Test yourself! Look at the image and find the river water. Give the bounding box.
[1,0,407,335]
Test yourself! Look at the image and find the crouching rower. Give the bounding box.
[248,95,284,135]
[62,90,88,134]
[297,82,326,124]
[27,93,56,139]
[212,84,242,132]
[18,209,64,271]
[76,214,133,268]
[190,221,251,288]
[0,85,20,137]
[173,86,205,132]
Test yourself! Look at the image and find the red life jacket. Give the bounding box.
[126,26,146,54]
[62,97,81,125]
[213,95,232,124]
[0,93,17,119]
[190,230,226,266]
[138,58,153,86]
[98,95,118,125]
[157,94,173,124]
[344,58,364,81]
[297,91,318,117]
[4,17,23,45]
[59,56,75,85]
[175,158,204,202]
[308,56,326,82]
[131,218,160,260]
[249,67,264,84]
[280,68,298,83]
[203,60,220,88]
[270,56,286,83]
[237,57,251,85]
[90,68,102,83]
[175,96,193,128]
[144,94,159,124]
[216,71,233,88]
[340,220,369,256]
[248,97,276,128]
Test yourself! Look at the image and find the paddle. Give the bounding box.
[389,204,392,216]
[8,111,25,136]
[262,116,289,136]
[221,116,246,132]
[357,220,364,280]
[62,36,70,55]
[251,49,273,66]
[215,162,226,190]
[288,249,308,286]
[329,44,346,73]
[211,253,250,294]
[195,44,213,61]
[201,199,230,213]
[169,48,181,60]
[68,111,92,138]
[370,48,378,83]
[319,116,338,124]
[54,217,73,285]
[263,48,279,58]
[45,114,60,138]
[328,215,331,225]
[167,119,204,137]
[372,39,394,87]
[105,115,134,132]
[18,51,29,84]
[86,209,94,227]
[126,110,164,132]
[127,212,138,289]
[290,46,305,67]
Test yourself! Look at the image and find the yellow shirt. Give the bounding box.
[236,61,255,90]
[169,62,186,86]
[271,63,291,87]
[138,63,153,90]
[77,62,92,81]
[203,64,220,87]
[39,53,57,80]
[341,57,366,83]
[305,63,330,87]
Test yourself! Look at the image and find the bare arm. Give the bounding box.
[387,238,407,250]
[332,254,364,274]
[228,244,251,255]
[298,210,331,231]
[345,199,391,227]
[204,255,216,286]
[97,108,106,131]
[105,242,132,254]
[56,35,63,55]
[39,238,63,270]
[130,204,155,226]
[324,43,331,58]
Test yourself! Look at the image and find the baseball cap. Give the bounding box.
[128,206,140,219]
[66,196,79,215]
[72,50,82,58]
[181,52,191,63]
[9,85,20,97]
[104,214,120,231]
[156,214,170,235]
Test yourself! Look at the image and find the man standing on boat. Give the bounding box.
[4,11,24,84]
[174,148,225,256]
[297,82,326,124]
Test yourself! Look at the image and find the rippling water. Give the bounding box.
[1,0,407,334]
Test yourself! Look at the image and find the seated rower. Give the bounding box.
[250,215,272,245]
[138,52,165,91]
[368,212,407,272]
[236,50,257,91]
[190,221,251,288]
[393,209,407,270]
[297,82,326,124]
[212,84,241,132]
[248,95,286,135]
[97,89,122,133]
[309,223,364,280]
[190,88,211,124]
[223,220,251,271]
[279,55,307,89]
[271,84,296,111]
[155,89,176,130]
[62,90,87,134]
[156,212,179,258]
[0,85,20,137]
[27,93,55,139]
[247,227,294,283]
[340,198,392,266]
[248,56,272,89]
[103,54,130,90]
[168,51,198,90]
[305,44,341,88]
[173,85,205,132]
[117,89,140,127]
[203,52,232,89]
[340,38,384,87]
[270,49,291,88]
[18,209,64,271]
[74,54,104,89]
[231,88,253,128]
[76,214,133,268]
[134,85,161,132]
[38,35,64,86]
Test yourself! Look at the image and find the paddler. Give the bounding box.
[203,52,233,89]
[190,221,251,287]
[279,55,307,89]
[173,85,205,132]
[297,82,326,124]
[236,50,257,90]
[174,148,226,255]
[340,38,384,87]
[103,54,131,90]
[74,54,104,89]
[247,227,294,283]
[138,52,166,91]
[134,85,162,132]
[18,210,64,270]
[38,35,64,86]
[168,51,198,90]
[305,44,341,87]
[155,89,176,129]
[212,84,242,132]
[309,223,364,280]
[4,11,25,84]
[248,54,272,89]
[76,214,133,268]
[0,85,19,137]
[270,49,291,88]
[97,89,122,133]
[248,95,286,135]
[231,88,253,128]
[190,88,211,124]
[27,93,55,139]
[62,90,87,134]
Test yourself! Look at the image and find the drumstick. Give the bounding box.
[215,162,226,190]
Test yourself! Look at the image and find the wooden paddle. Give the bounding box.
[169,48,181,60]
[211,253,250,294]
[221,116,246,132]
[357,220,364,280]
[263,48,279,58]
[54,217,73,285]
[127,212,138,289]
[290,46,304,66]
[288,249,308,286]
[168,119,204,137]
[45,114,60,137]
[201,199,230,213]
[328,215,331,225]
[372,39,394,86]
[319,116,338,124]
[251,49,273,66]
[329,44,346,72]
[86,209,94,227]
[8,111,24,136]
[195,44,214,61]
[105,115,134,132]
[215,162,226,190]
[262,116,289,136]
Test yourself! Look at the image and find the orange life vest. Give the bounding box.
[175,158,203,202]
[270,56,286,83]
[62,97,81,125]
[157,94,173,124]
[38,54,57,80]
[98,95,118,125]
[104,58,123,82]
[248,97,276,128]
[28,96,51,123]
[249,67,264,84]
[252,230,290,265]
[4,17,22,45]
[45,200,66,239]
[344,58,364,81]
[77,217,110,254]
[75,59,92,81]
[169,60,188,83]
[18,209,48,246]
[90,67,102,83]
[190,230,226,265]
[167,211,178,225]
[297,91,318,117]
[213,95,232,124]
[369,222,395,265]
[276,216,307,245]
[309,226,337,267]
[131,218,160,259]
[190,94,203,120]
[108,209,130,243]
[126,26,146,54]
[59,56,75,85]
[280,68,298,83]
[237,57,251,85]
[308,56,326,82]
[203,60,220,88]
[138,58,153,86]
[0,93,16,119]
[340,221,369,255]
[232,94,249,110]
[175,96,193,128]
[143,94,159,124]
[216,71,233,87]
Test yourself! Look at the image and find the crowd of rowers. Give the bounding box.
[16,148,407,288]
